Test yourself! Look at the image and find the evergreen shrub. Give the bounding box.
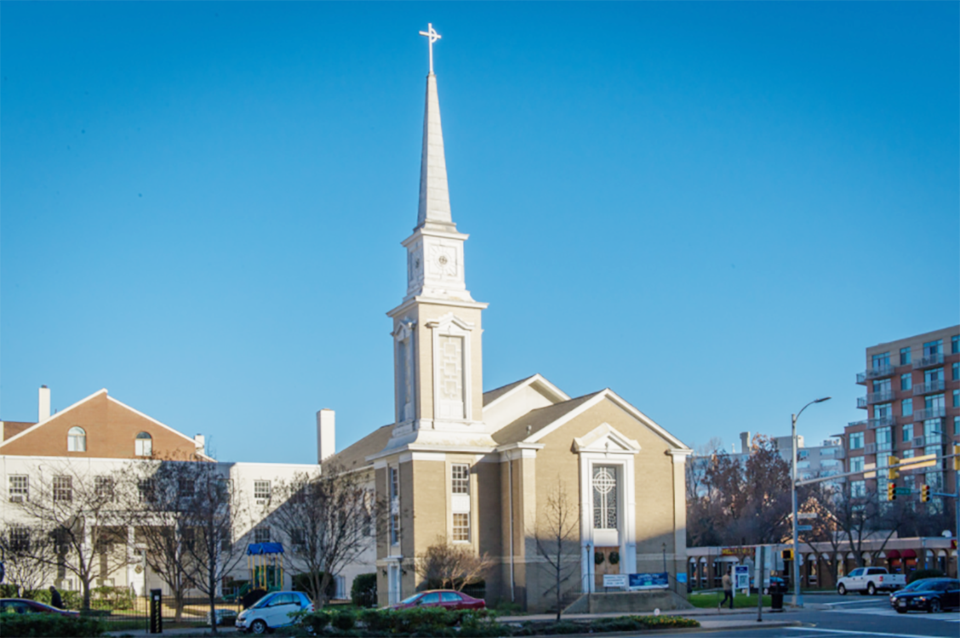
[350,573,377,607]
[0,614,105,637]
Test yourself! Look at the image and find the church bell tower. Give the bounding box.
[385,26,491,450]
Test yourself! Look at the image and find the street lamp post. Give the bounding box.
[791,396,831,608]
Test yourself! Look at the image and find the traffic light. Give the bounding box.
[781,549,793,561]
[887,456,899,480]
[887,482,896,501]
[953,444,959,471]
[920,484,931,503]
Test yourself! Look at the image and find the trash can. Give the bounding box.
[768,577,787,612]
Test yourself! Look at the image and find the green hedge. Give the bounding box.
[351,573,378,608]
[290,608,699,637]
[0,614,105,637]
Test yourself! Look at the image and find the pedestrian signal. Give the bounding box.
[920,484,931,503]
[886,483,896,501]
[781,549,793,561]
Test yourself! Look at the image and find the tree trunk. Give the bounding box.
[81,580,92,612]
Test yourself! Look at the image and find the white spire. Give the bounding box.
[416,28,454,230]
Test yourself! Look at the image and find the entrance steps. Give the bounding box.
[563,590,694,614]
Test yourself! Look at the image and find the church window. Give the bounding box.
[53,475,73,502]
[68,427,86,452]
[450,464,470,542]
[135,432,153,457]
[452,513,470,542]
[389,467,400,546]
[592,466,618,529]
[451,464,469,494]
[8,475,28,502]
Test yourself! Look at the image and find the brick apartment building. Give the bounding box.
[845,326,960,506]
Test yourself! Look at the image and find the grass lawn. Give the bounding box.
[688,592,772,609]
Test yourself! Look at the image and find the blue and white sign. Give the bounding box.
[628,572,669,589]
[734,565,750,590]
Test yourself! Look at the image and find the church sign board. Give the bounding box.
[628,572,669,590]
[603,574,629,589]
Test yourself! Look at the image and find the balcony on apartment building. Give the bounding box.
[857,390,895,408]
[857,365,896,384]
[914,407,946,420]
[914,353,945,369]
[847,415,897,429]
[912,435,944,449]
[912,379,945,395]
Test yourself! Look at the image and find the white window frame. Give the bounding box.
[389,467,400,546]
[254,480,271,503]
[67,427,86,452]
[135,432,153,457]
[8,475,28,503]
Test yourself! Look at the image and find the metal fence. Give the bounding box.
[97,596,244,633]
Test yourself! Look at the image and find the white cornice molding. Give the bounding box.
[387,296,488,318]
[572,422,641,454]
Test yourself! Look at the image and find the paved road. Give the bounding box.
[700,596,960,637]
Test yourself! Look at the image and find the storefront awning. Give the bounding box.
[900,549,917,559]
[886,550,900,559]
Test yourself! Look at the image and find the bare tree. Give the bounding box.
[123,459,209,622]
[530,478,580,622]
[0,524,54,596]
[268,465,383,609]
[12,463,131,610]
[142,460,246,634]
[415,537,495,594]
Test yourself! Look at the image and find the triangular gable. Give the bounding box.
[0,389,213,461]
[483,374,571,433]
[572,422,641,454]
[524,388,690,451]
[0,389,108,450]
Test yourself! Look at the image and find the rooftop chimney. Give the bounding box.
[38,386,51,422]
[317,409,335,464]
[194,434,205,457]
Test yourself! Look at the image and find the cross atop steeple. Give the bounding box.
[419,23,441,75]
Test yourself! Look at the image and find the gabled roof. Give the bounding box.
[482,376,535,407]
[325,423,393,472]
[492,392,601,446]
[493,387,691,452]
[0,388,214,461]
[482,373,570,409]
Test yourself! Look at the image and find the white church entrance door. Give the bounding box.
[388,564,402,605]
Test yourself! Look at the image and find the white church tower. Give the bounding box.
[385,25,492,450]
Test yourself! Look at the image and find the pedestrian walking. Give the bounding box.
[49,585,63,610]
[720,568,734,610]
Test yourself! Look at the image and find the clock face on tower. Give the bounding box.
[430,245,458,278]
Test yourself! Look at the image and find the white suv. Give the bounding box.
[236,591,313,634]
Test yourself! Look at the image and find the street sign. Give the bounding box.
[797,524,813,531]
[895,488,912,495]
[899,453,938,470]
[797,513,818,520]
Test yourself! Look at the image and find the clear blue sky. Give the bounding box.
[2,2,957,463]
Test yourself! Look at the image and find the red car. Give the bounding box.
[0,598,80,617]
[391,590,485,611]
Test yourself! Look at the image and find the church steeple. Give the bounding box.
[384,25,492,449]
[416,73,454,231]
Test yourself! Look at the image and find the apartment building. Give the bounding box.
[845,326,960,504]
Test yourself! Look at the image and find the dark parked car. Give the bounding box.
[0,598,79,617]
[890,578,960,613]
[391,590,485,611]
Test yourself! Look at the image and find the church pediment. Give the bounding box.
[572,422,641,454]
